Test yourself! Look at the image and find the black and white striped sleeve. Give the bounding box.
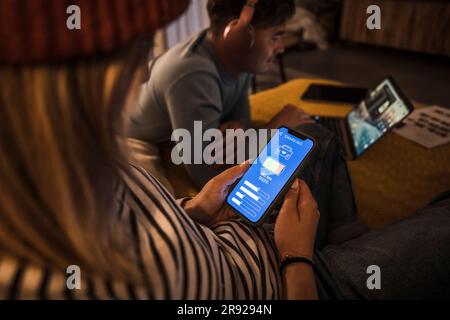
[122,166,282,299]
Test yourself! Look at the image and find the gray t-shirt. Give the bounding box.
[128,30,251,142]
[127,30,251,187]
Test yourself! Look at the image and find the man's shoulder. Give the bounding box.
[167,55,219,78]
[153,55,220,92]
[153,34,221,87]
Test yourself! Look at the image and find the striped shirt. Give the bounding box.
[0,165,282,299]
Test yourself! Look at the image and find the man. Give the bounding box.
[127,0,313,191]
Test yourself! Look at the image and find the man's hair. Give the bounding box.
[207,0,296,35]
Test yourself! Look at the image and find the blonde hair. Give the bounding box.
[0,41,150,282]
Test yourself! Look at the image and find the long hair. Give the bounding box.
[0,40,151,283]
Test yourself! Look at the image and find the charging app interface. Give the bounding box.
[227,128,314,223]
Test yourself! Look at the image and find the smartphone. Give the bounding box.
[301,84,368,104]
[226,126,316,225]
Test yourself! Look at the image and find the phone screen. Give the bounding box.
[347,78,413,156]
[302,84,368,104]
[226,127,315,224]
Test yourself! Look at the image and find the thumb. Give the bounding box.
[298,180,315,209]
[279,179,300,217]
[214,160,250,188]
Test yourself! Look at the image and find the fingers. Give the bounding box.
[213,160,250,188]
[283,105,314,123]
[283,104,306,114]
[281,104,299,115]
[278,179,317,219]
[298,180,319,213]
[297,108,314,123]
[300,115,315,124]
[298,179,313,198]
[279,179,300,219]
[283,104,296,110]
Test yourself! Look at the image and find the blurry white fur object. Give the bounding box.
[286,6,329,49]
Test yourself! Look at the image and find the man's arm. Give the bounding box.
[222,74,252,128]
[165,72,226,188]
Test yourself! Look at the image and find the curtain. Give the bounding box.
[155,0,209,54]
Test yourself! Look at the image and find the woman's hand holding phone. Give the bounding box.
[275,179,320,300]
[187,167,321,300]
[184,161,321,262]
[274,179,320,260]
[184,161,250,227]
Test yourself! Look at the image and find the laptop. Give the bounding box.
[314,76,414,159]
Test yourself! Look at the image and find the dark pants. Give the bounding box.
[279,124,450,299]
[316,196,450,299]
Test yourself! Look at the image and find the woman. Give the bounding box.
[0,0,318,299]
[1,0,449,300]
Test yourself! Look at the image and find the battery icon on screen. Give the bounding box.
[262,157,285,176]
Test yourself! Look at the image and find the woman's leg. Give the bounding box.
[316,197,450,299]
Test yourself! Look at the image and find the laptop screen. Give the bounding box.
[347,78,413,156]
